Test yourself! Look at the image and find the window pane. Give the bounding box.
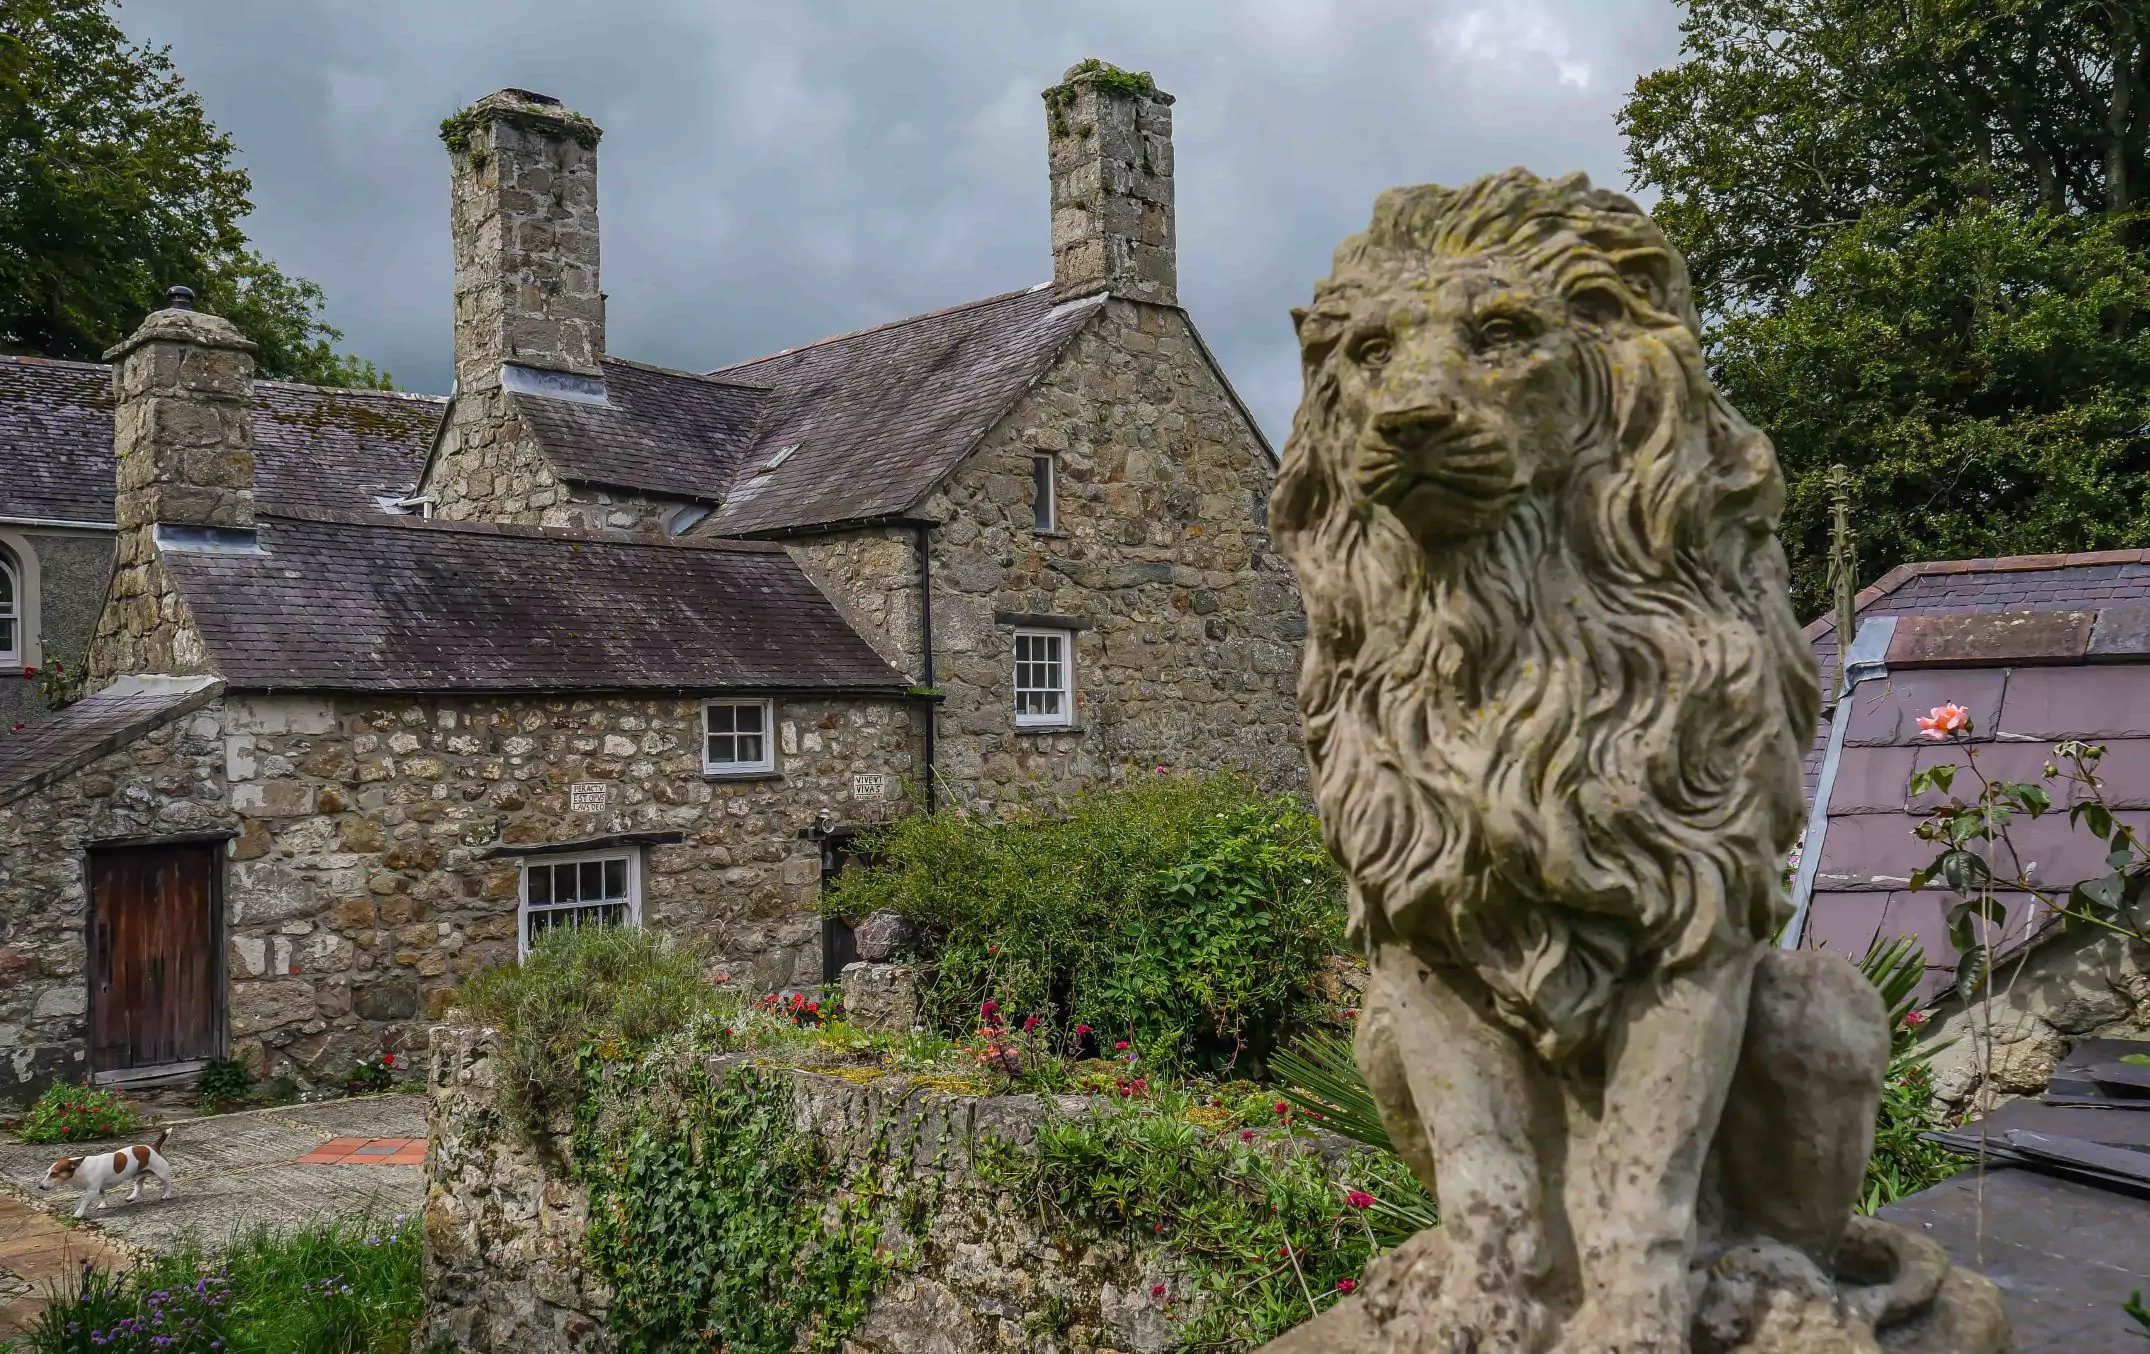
[735,703,763,733]
[709,704,736,734]
[0,618,13,653]
[604,857,627,898]
[708,732,734,764]
[738,731,764,765]
[579,860,603,900]
[1033,456,1054,531]
[0,566,12,608]
[529,866,553,906]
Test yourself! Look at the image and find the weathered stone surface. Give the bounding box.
[1264,171,2004,1351]
[422,1024,1349,1353]
[1920,929,2150,1111]
[2,690,917,1105]
[851,909,917,962]
[840,961,919,1033]
[1046,62,1177,305]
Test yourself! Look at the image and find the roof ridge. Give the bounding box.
[1803,547,2150,640]
[601,354,772,392]
[259,505,786,555]
[709,283,1052,373]
[256,378,447,404]
[0,354,108,373]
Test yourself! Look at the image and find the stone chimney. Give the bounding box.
[90,285,254,681]
[105,286,257,534]
[1044,61,1177,305]
[441,88,605,394]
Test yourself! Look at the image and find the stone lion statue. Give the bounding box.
[1262,170,2008,1353]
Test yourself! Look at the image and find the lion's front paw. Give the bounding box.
[1552,1292,1685,1354]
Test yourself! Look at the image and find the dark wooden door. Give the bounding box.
[87,842,222,1074]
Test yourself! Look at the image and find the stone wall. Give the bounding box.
[0,690,920,1104]
[1920,928,2150,1110]
[792,299,1306,808]
[422,1023,1332,1353]
[0,695,229,1100]
[0,527,112,729]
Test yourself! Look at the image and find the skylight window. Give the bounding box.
[756,443,802,474]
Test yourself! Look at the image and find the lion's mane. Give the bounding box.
[1273,170,1820,1060]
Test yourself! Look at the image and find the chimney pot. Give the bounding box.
[166,284,196,311]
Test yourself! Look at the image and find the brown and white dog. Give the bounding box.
[39,1126,175,1218]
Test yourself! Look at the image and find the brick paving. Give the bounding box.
[0,1094,427,1332]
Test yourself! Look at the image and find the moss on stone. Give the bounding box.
[438,102,602,154]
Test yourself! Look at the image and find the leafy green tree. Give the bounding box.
[0,0,385,385]
[1623,0,2150,616]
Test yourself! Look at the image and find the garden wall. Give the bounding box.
[419,1022,1331,1353]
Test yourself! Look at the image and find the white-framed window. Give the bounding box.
[518,849,641,957]
[703,698,775,774]
[1032,455,1057,532]
[1013,629,1074,727]
[0,552,17,667]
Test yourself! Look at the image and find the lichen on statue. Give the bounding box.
[1261,168,2008,1353]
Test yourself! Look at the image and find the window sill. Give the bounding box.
[703,769,784,783]
[1032,529,1071,539]
[1014,723,1085,736]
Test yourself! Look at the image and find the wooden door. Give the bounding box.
[87,842,222,1074]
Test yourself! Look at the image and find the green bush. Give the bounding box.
[823,774,1345,1071]
[982,1090,1411,1350]
[17,1081,141,1143]
[458,923,729,1141]
[22,1214,422,1353]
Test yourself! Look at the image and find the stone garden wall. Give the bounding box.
[1920,927,2150,1110]
[0,690,919,1105]
[421,1023,1321,1354]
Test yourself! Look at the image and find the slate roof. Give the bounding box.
[0,679,222,808]
[1796,551,2150,998]
[514,358,769,503]
[159,510,909,694]
[0,355,443,525]
[699,285,1106,536]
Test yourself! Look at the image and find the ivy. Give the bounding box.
[438,101,602,157]
[981,1091,1418,1351]
[574,1059,887,1354]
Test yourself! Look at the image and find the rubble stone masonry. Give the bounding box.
[788,298,1306,807]
[1,691,918,1104]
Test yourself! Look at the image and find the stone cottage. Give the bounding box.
[1790,550,2150,1107]
[0,62,1306,1103]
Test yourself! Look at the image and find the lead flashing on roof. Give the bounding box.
[502,362,611,406]
[154,523,264,554]
[1783,615,1898,949]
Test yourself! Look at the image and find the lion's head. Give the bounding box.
[1272,169,1820,1060]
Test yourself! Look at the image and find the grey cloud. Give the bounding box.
[119,0,1680,440]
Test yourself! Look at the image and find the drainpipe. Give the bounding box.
[913,524,938,813]
[1781,615,1898,948]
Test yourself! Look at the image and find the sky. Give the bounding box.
[116,0,1686,442]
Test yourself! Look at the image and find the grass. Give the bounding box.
[15,1215,425,1354]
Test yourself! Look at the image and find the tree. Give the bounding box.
[0,0,385,386]
[1623,0,2150,617]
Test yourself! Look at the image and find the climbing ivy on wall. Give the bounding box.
[574,1060,887,1354]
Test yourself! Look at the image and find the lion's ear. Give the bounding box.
[1294,303,1350,365]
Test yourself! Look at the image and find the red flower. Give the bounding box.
[805,1001,819,1014]
[20,667,37,679]
[381,1053,396,1067]
[1274,1101,1290,1117]
[1022,1015,1040,1033]
[987,944,1000,955]
[1150,1283,1167,1298]
[1346,1190,1374,1210]
[1239,1129,1255,1141]
[1075,1024,1091,1035]
[1114,1040,1130,1052]
[981,999,1000,1017]
[1343,1008,1357,1019]
[1902,1009,1929,1029]
[1336,1279,1357,1294]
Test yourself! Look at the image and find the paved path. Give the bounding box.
[0,1093,428,1334]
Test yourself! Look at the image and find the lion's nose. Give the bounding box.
[1370,401,1462,456]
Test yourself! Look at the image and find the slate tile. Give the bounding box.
[1998,665,2150,740]
[1843,670,2007,747]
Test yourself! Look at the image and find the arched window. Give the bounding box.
[0,551,18,668]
